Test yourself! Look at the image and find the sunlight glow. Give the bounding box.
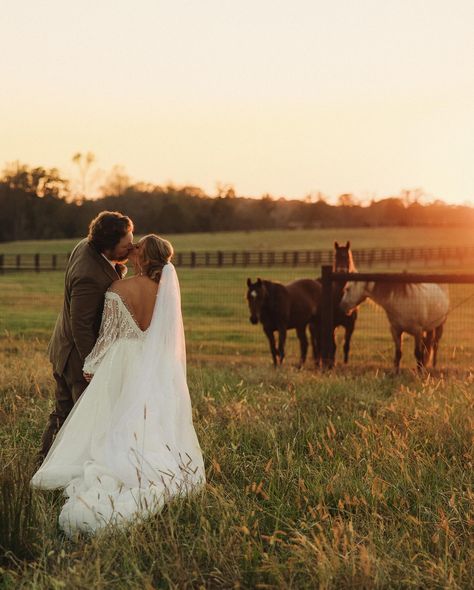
[0,0,473,203]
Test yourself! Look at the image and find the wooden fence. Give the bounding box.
[1,245,473,272]
[319,266,474,368]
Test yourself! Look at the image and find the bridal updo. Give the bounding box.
[138,234,174,283]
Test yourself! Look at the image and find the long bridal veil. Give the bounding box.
[107,262,205,490]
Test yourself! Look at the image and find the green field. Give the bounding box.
[2,226,474,254]
[1,230,473,588]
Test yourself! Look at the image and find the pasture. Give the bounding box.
[3,225,474,255]
[1,229,473,588]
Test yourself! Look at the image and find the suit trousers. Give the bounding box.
[39,347,88,460]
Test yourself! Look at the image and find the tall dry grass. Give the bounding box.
[1,335,473,588]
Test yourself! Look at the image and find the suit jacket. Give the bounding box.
[48,239,122,375]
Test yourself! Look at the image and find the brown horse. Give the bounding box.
[315,241,358,367]
[246,278,321,367]
[332,241,358,364]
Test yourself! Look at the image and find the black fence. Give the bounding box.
[1,244,474,272]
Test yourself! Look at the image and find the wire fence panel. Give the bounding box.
[179,267,474,370]
[1,263,474,371]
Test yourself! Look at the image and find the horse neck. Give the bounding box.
[363,281,381,304]
[333,252,357,274]
[261,280,276,310]
[347,252,357,272]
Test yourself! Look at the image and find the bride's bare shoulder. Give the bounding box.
[107,277,138,295]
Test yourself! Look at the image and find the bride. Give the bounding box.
[31,235,205,536]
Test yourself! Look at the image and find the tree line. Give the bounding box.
[1,163,473,242]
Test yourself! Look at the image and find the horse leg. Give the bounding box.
[309,319,321,368]
[433,323,444,368]
[422,329,434,367]
[277,326,287,365]
[343,317,356,364]
[414,331,425,372]
[327,328,336,369]
[264,326,278,367]
[296,326,308,368]
[390,325,402,373]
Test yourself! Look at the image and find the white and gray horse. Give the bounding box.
[340,281,449,371]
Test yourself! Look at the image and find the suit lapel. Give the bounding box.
[87,243,122,282]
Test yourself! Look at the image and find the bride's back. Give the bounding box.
[110,276,159,331]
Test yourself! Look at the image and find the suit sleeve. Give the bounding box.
[70,277,105,362]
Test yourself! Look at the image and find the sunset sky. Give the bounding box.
[1,0,473,203]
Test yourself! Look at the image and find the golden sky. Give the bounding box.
[1,0,473,203]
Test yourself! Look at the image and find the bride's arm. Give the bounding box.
[83,293,120,377]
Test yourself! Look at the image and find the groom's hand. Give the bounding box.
[83,372,93,382]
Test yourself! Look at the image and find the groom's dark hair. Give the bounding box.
[87,211,134,253]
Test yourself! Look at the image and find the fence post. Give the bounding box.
[191,252,196,268]
[0,254,3,274]
[217,251,223,267]
[35,253,40,272]
[293,251,299,267]
[320,265,334,369]
[52,254,57,270]
[16,254,21,270]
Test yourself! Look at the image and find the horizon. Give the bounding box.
[1,1,473,205]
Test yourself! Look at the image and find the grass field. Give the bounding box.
[1,229,473,588]
[3,226,474,254]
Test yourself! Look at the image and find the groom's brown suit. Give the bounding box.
[40,238,122,458]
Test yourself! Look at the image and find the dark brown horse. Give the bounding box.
[246,278,321,367]
[316,241,358,367]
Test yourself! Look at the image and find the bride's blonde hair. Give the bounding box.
[138,234,174,283]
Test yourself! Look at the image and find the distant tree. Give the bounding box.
[337,193,359,207]
[101,165,131,197]
[2,161,69,198]
[72,151,97,198]
[215,182,236,199]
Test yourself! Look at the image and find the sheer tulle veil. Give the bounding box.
[106,261,204,489]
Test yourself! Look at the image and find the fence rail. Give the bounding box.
[1,244,474,272]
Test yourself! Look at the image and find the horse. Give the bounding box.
[340,280,449,372]
[314,241,358,367]
[331,241,358,364]
[246,278,321,367]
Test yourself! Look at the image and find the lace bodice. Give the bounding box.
[83,291,146,374]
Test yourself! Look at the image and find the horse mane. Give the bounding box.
[372,282,411,298]
[347,250,357,272]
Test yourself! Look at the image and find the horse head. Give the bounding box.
[340,280,368,315]
[334,241,355,273]
[246,278,267,324]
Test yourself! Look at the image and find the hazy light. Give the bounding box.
[1,0,473,203]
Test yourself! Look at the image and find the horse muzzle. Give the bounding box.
[339,301,352,316]
[249,315,259,325]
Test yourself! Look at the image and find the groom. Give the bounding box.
[38,211,134,460]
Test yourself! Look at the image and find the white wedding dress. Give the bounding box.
[31,264,205,537]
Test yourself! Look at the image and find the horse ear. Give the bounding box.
[334,241,339,248]
[346,241,350,248]
[247,278,251,287]
[257,277,262,285]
